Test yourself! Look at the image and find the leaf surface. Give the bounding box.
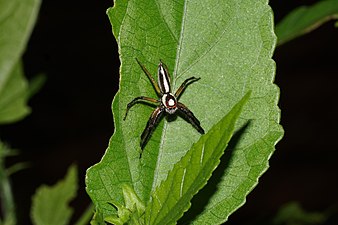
[145,92,250,225]
[86,0,283,223]
[276,0,338,45]
[31,165,78,225]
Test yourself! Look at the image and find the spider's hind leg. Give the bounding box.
[141,107,165,149]
[123,96,159,120]
[177,102,205,134]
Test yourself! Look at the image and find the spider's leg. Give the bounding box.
[177,102,205,134]
[136,58,162,96]
[124,96,159,120]
[175,77,200,99]
[141,106,165,149]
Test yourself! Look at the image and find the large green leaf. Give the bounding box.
[31,165,78,225]
[86,0,283,223]
[0,0,41,123]
[276,0,338,46]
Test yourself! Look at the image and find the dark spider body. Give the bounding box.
[124,59,205,149]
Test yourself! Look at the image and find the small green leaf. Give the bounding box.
[276,0,338,45]
[31,165,78,225]
[105,184,145,225]
[90,209,106,225]
[145,92,250,224]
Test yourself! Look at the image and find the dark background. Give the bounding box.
[1,0,338,224]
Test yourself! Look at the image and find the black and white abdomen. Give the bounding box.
[161,93,177,114]
[158,62,171,94]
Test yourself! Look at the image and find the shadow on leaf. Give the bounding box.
[179,121,251,224]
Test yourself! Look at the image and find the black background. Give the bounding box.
[1,0,338,224]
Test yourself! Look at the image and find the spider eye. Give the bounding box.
[167,97,175,107]
[161,93,177,114]
[166,94,176,107]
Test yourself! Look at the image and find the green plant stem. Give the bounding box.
[73,204,94,225]
[0,161,16,224]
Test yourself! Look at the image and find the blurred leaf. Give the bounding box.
[0,62,30,124]
[87,0,283,223]
[31,165,78,225]
[276,0,338,46]
[273,202,328,225]
[0,68,46,124]
[0,0,41,90]
[27,74,47,99]
[0,0,41,124]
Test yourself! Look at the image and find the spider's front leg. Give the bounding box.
[123,96,159,120]
[141,106,165,149]
[177,102,205,134]
[175,77,201,99]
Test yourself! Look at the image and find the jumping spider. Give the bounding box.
[124,59,205,149]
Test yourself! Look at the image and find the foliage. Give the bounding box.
[31,165,78,225]
[272,202,330,225]
[0,142,17,225]
[0,0,41,124]
[86,0,283,224]
[276,0,338,45]
[144,92,251,225]
[1,0,337,224]
[0,0,41,223]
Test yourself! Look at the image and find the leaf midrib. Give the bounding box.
[150,0,189,194]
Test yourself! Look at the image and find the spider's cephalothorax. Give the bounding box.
[123,59,205,150]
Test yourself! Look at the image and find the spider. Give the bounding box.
[123,59,205,150]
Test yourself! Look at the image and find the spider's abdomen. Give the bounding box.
[158,62,171,93]
[162,93,177,114]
